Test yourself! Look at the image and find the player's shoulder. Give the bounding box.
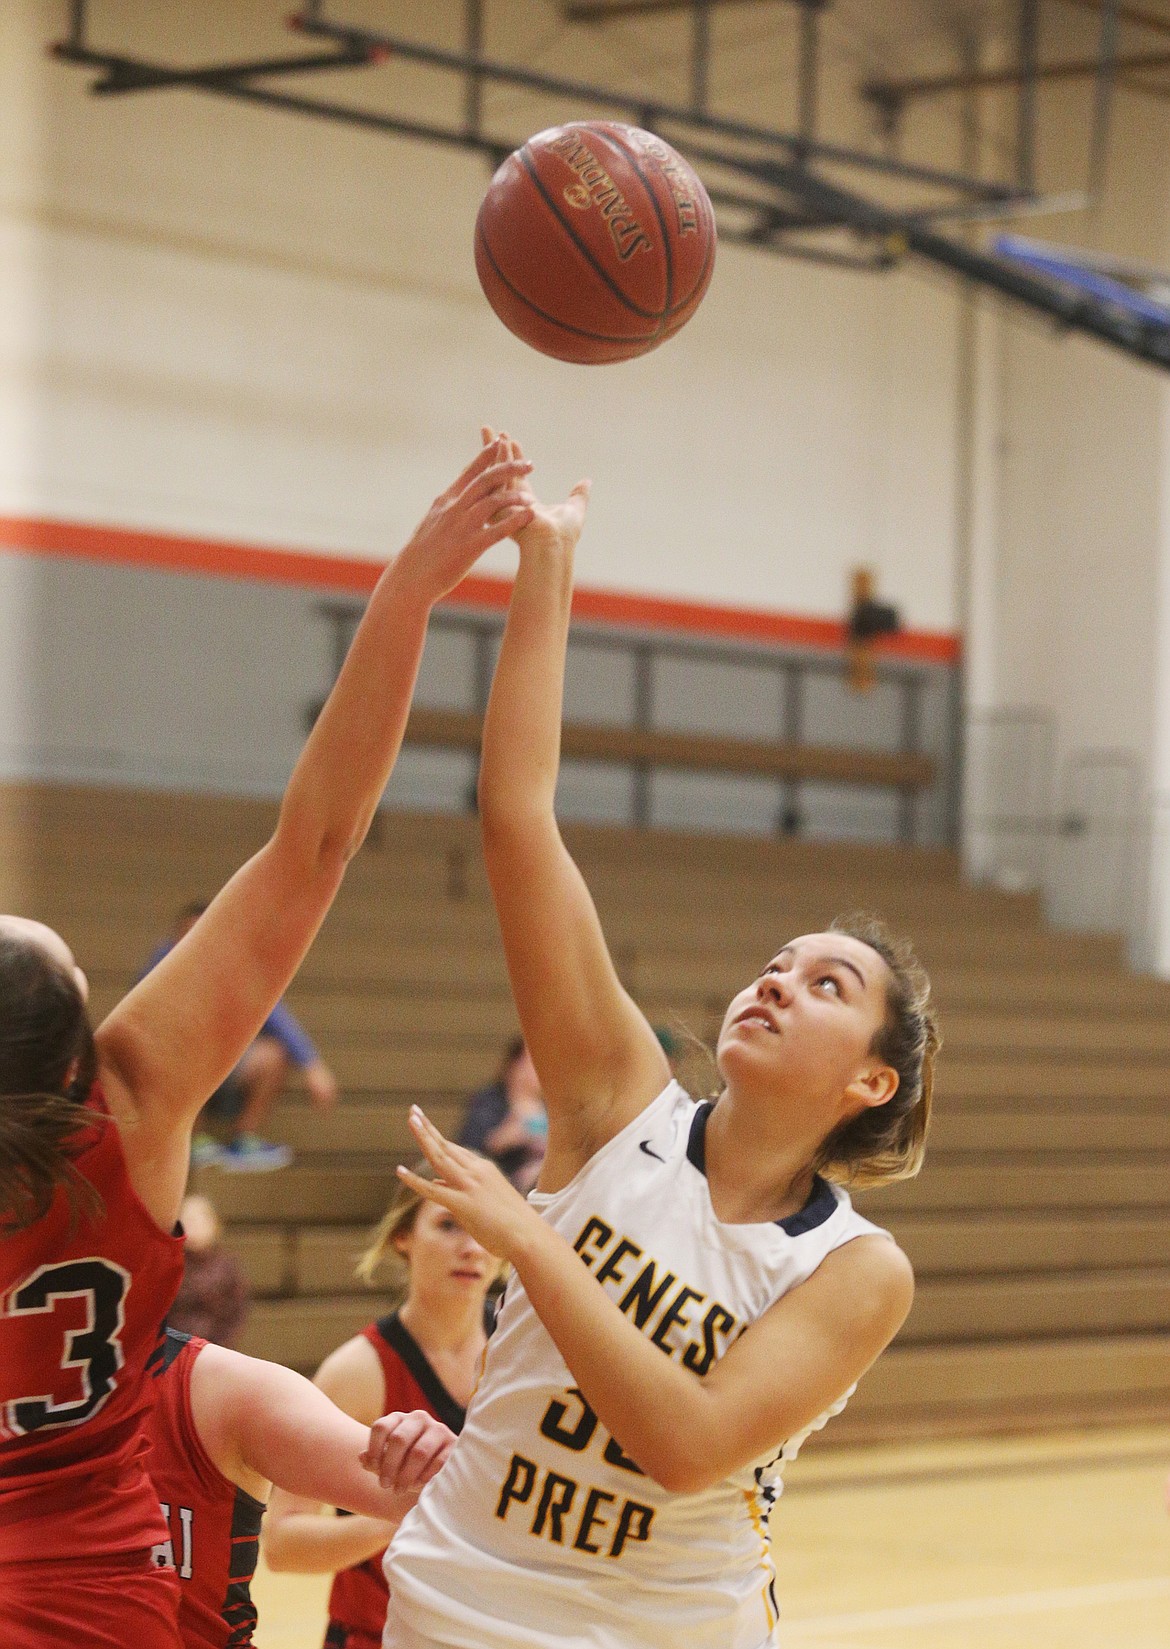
[156,1324,204,1376]
[312,1327,387,1422]
[820,1230,915,1314]
[149,1330,212,1459]
[188,1340,316,1443]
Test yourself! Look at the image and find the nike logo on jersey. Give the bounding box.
[638,1141,665,1162]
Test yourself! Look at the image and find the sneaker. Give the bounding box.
[220,1134,293,1173]
[190,1132,226,1168]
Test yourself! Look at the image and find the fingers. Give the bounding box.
[439,435,507,503]
[408,1103,447,1145]
[361,1414,398,1478]
[395,1162,456,1208]
[477,487,533,524]
[407,1105,464,1178]
[481,425,524,458]
[361,1409,426,1482]
[477,504,535,546]
[459,455,533,511]
[565,480,592,525]
[395,1416,456,1491]
[363,1411,453,1492]
[409,1103,478,1167]
[402,1108,487,1201]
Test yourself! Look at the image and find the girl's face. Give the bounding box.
[396,1201,494,1305]
[716,932,897,1132]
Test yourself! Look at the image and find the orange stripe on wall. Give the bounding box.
[0,515,960,665]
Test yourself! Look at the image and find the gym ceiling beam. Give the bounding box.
[291,7,1016,201]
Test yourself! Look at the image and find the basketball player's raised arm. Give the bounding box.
[95,441,533,1219]
[389,1113,913,1495]
[478,442,669,1165]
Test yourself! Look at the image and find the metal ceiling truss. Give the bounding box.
[51,0,1170,371]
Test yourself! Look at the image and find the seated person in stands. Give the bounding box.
[169,1193,251,1349]
[143,903,339,1170]
[457,1037,547,1192]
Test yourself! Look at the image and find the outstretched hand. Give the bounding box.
[481,426,591,559]
[397,1105,543,1263]
[397,436,536,603]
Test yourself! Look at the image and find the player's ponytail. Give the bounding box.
[814,913,939,1191]
[0,934,100,1232]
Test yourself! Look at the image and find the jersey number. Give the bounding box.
[3,1258,130,1434]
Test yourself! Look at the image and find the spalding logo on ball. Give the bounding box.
[475,121,717,365]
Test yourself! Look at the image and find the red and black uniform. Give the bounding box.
[0,1082,186,1647]
[324,1313,467,1649]
[144,1330,266,1649]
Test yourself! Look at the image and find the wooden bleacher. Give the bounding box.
[5,780,1170,1441]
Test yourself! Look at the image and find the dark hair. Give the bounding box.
[177,901,209,924]
[812,912,939,1190]
[0,934,100,1232]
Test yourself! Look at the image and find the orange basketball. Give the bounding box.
[475,122,717,365]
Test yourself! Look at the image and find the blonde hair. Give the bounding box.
[356,1157,507,1293]
[355,1161,434,1290]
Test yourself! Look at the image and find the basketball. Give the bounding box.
[474,122,716,364]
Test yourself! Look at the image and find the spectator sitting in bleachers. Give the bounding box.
[168,1192,251,1349]
[457,1038,547,1192]
[143,902,339,1171]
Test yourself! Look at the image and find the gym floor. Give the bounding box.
[251,1422,1170,1648]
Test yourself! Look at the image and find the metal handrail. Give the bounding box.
[310,599,955,845]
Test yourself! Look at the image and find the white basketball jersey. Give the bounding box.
[384,1081,891,1649]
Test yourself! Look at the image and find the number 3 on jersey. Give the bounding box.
[1,1257,130,1435]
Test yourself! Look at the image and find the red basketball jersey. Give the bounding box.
[144,1332,265,1649]
[325,1314,467,1647]
[0,1083,185,1563]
